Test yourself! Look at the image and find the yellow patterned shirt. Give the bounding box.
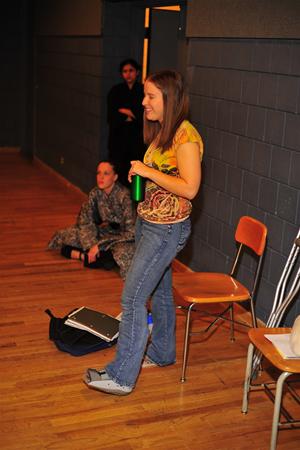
[137,120,203,224]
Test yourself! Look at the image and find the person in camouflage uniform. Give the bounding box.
[48,161,136,279]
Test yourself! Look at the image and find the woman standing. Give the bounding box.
[107,59,146,187]
[85,70,203,395]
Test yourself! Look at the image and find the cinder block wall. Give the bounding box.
[34,1,144,193]
[180,38,300,324]
[35,35,104,192]
[0,2,23,146]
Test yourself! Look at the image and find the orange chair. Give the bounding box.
[242,328,300,450]
[173,216,267,382]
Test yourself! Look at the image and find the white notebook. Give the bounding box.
[65,307,120,342]
[264,333,300,359]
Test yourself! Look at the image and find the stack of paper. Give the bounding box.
[264,333,300,359]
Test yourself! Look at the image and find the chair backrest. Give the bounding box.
[230,216,267,300]
[235,216,267,256]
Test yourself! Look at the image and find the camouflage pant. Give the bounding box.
[48,225,135,280]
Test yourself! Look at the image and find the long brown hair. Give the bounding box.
[143,70,189,152]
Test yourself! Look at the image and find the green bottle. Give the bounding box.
[131,175,145,202]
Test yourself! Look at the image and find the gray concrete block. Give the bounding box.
[192,67,212,96]
[190,94,203,120]
[265,214,284,252]
[201,185,218,216]
[201,97,218,128]
[252,141,272,177]
[213,250,229,273]
[247,105,266,140]
[258,73,277,109]
[190,241,215,271]
[297,195,300,227]
[192,211,209,242]
[219,40,253,71]
[208,217,222,249]
[269,250,286,285]
[226,166,243,199]
[242,72,260,105]
[259,178,278,214]
[237,136,253,170]
[277,184,298,223]
[221,132,238,165]
[290,152,300,189]
[202,157,213,186]
[284,113,300,151]
[277,75,299,113]
[265,110,285,146]
[226,70,243,102]
[207,127,222,159]
[271,145,291,183]
[216,100,232,131]
[240,251,256,271]
[283,222,299,256]
[212,159,227,191]
[189,39,221,67]
[216,191,233,224]
[261,247,271,280]
[231,198,249,226]
[256,280,277,324]
[253,40,272,72]
[231,102,248,135]
[270,42,292,75]
[213,68,227,99]
[291,44,300,76]
[242,171,259,206]
[221,222,236,258]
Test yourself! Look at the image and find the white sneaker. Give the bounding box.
[84,368,133,396]
[142,356,158,368]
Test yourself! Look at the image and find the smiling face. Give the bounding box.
[96,162,118,194]
[121,64,138,88]
[142,80,164,123]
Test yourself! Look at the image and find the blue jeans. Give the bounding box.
[105,217,191,388]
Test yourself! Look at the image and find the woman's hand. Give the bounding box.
[87,244,99,264]
[128,160,151,183]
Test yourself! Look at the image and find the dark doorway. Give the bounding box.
[148,7,181,74]
[142,3,187,80]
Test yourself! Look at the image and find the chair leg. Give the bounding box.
[250,297,258,328]
[270,371,291,450]
[180,303,194,383]
[242,342,255,413]
[229,303,235,341]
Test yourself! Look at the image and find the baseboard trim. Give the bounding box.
[0,146,20,153]
[33,157,87,200]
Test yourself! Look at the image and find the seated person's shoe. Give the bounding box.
[84,368,133,396]
[83,250,116,270]
[61,245,84,259]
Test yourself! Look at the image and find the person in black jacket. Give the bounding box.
[107,59,146,186]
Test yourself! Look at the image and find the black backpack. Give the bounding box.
[45,309,117,356]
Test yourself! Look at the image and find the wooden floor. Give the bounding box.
[0,150,299,450]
